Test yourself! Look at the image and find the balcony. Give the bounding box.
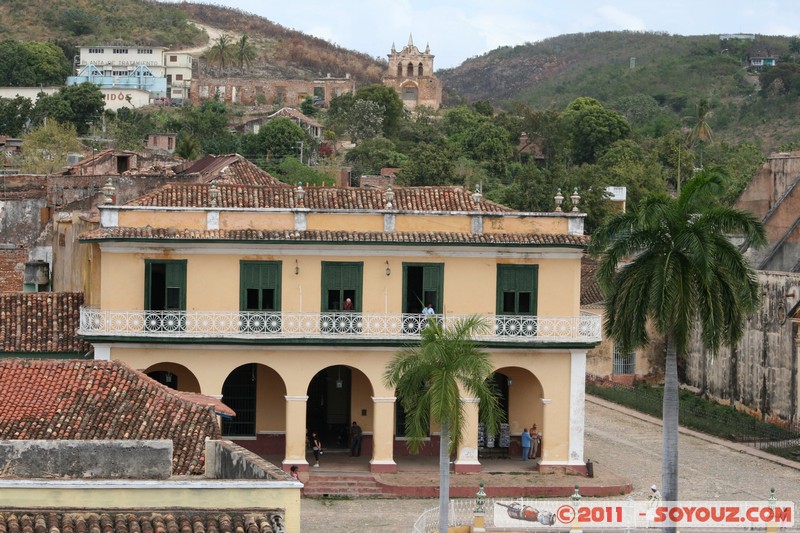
[78,308,601,344]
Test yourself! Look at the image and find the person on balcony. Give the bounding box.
[344,298,354,310]
[422,303,435,316]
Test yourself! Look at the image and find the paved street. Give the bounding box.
[300,398,800,532]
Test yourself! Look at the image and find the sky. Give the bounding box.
[161,1,800,69]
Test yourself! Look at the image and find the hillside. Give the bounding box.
[440,31,800,151]
[0,0,385,84]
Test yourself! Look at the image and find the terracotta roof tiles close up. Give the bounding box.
[0,513,283,533]
[175,155,287,187]
[0,359,222,475]
[126,183,514,212]
[0,292,90,354]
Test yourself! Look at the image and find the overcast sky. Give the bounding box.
[162,1,800,69]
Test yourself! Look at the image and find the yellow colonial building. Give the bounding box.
[78,182,600,474]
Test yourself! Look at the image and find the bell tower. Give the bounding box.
[382,34,442,110]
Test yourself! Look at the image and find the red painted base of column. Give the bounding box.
[454,463,482,473]
[369,462,398,473]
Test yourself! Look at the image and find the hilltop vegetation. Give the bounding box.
[0,0,385,83]
[440,31,800,151]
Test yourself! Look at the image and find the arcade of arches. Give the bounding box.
[129,345,588,473]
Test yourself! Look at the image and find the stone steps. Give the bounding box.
[302,474,388,498]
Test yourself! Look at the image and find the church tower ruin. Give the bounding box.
[382,34,442,110]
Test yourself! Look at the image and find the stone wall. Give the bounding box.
[205,440,290,481]
[190,77,355,107]
[0,245,27,291]
[684,271,800,424]
[0,440,172,479]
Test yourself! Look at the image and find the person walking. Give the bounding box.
[521,427,531,461]
[309,431,322,467]
[350,421,363,457]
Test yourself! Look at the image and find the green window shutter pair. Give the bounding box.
[496,265,538,315]
[240,261,281,311]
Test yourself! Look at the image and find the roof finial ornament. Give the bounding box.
[296,181,306,203]
[471,184,482,203]
[391,42,396,53]
[102,177,115,205]
[425,42,430,54]
[385,184,395,209]
[408,33,414,48]
[209,180,219,208]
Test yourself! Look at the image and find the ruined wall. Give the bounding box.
[0,440,172,479]
[736,153,800,267]
[684,271,800,423]
[190,77,355,107]
[0,246,27,291]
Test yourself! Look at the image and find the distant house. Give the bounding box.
[266,107,324,140]
[173,153,288,186]
[146,132,177,153]
[749,56,777,69]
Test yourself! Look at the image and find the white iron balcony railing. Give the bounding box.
[78,308,601,343]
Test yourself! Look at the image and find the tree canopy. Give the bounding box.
[589,169,766,515]
[0,40,72,87]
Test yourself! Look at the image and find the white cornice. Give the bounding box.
[96,241,584,259]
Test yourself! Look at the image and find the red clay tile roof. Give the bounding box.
[0,293,90,354]
[267,106,324,129]
[176,155,287,187]
[126,183,514,212]
[0,359,222,475]
[0,513,283,533]
[581,257,605,307]
[81,227,590,246]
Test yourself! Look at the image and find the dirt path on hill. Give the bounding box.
[171,22,241,56]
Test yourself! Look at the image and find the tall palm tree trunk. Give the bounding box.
[662,337,679,533]
[438,421,450,533]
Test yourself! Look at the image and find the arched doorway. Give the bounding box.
[306,365,351,448]
[306,365,374,450]
[144,362,200,392]
[220,363,287,439]
[401,82,419,107]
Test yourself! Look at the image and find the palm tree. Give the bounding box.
[590,169,765,532]
[687,98,713,151]
[235,34,257,71]
[384,316,503,533]
[207,34,235,72]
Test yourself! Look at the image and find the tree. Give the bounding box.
[346,99,384,143]
[174,133,200,160]
[234,34,257,70]
[564,99,631,164]
[58,8,101,36]
[396,139,458,186]
[354,84,404,136]
[687,98,713,148]
[0,96,33,137]
[0,40,72,87]
[19,120,83,174]
[589,170,766,531]
[207,34,235,72]
[32,83,105,135]
[384,316,503,533]
[344,136,407,176]
[257,117,306,162]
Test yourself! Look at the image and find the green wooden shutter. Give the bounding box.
[164,261,186,310]
[422,264,443,313]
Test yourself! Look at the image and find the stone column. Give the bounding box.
[568,349,587,465]
[539,398,552,462]
[370,396,398,473]
[454,397,481,473]
[282,395,309,472]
